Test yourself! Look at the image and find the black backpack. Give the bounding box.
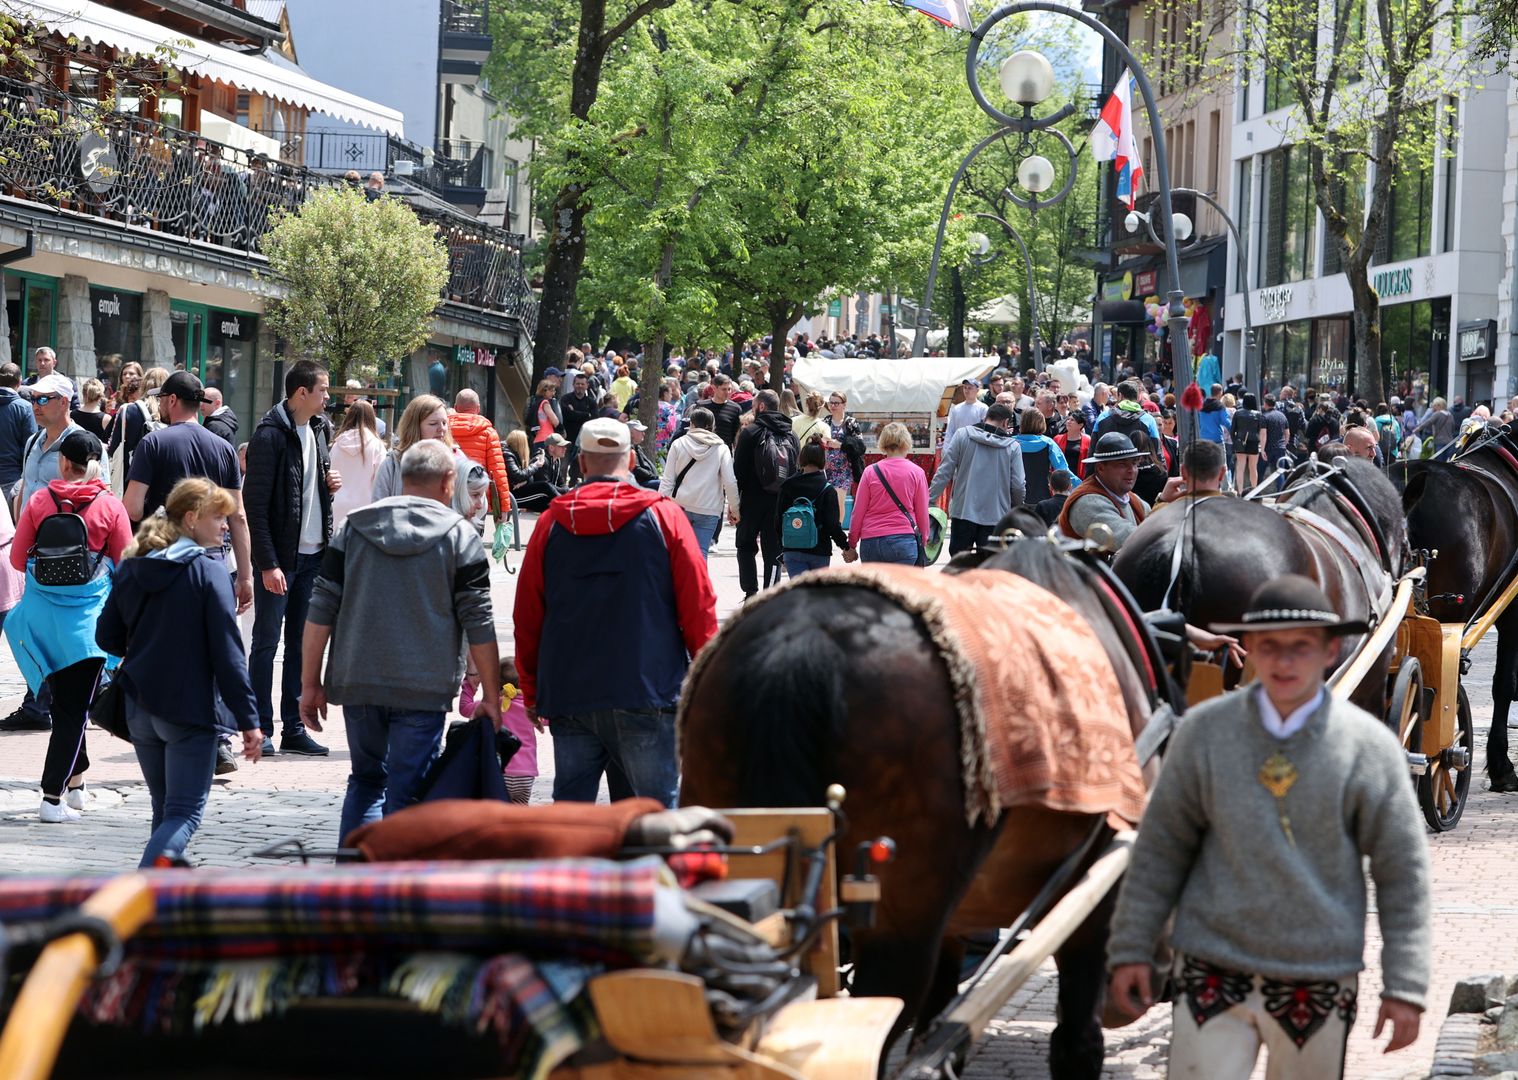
[752,425,797,495]
[31,491,106,586]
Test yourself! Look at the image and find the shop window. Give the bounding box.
[207,310,257,433]
[1259,319,1312,395]
[1235,159,1252,290]
[1381,300,1446,408]
[1311,317,1351,392]
[1376,106,1436,265]
[90,288,141,389]
[1259,146,1317,286]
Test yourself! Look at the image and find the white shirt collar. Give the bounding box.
[1256,686,1325,740]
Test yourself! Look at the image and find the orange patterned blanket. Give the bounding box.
[694,564,1147,827]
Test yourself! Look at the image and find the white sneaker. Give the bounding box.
[64,786,86,811]
[39,799,82,823]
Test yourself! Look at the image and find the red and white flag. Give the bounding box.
[1092,69,1144,209]
[901,0,973,31]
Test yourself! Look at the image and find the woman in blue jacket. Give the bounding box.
[1013,410,1070,505]
[97,477,261,867]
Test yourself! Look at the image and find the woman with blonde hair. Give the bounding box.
[98,477,260,866]
[329,400,387,528]
[370,394,476,517]
[792,390,829,447]
[72,378,109,439]
[106,367,167,491]
[503,428,562,511]
[610,365,637,411]
[847,421,929,565]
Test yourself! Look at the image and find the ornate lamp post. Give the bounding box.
[969,212,1044,368]
[911,2,1198,440]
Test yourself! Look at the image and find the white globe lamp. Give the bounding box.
[999,51,1055,107]
[1016,154,1055,195]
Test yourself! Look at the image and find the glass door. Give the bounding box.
[5,273,59,374]
[170,300,208,377]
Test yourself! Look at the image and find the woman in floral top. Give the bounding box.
[655,379,680,462]
[820,390,866,519]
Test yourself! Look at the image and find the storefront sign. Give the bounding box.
[1373,265,1414,299]
[1134,270,1157,297]
[211,311,248,339]
[77,132,118,194]
[1101,278,1127,302]
[95,293,123,319]
[473,347,496,367]
[1258,286,1293,322]
[454,345,472,366]
[1458,319,1497,363]
[827,298,842,318]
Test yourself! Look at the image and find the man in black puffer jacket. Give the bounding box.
[244,360,337,757]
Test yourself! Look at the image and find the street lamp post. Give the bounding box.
[971,213,1044,369]
[912,2,1197,442]
[1125,186,1258,398]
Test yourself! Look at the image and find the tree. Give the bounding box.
[258,187,450,384]
[1151,0,1472,403]
[489,0,678,382]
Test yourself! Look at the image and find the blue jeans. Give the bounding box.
[551,708,678,808]
[127,700,218,867]
[784,551,831,577]
[859,533,919,565]
[683,511,720,560]
[338,704,445,845]
[250,551,322,739]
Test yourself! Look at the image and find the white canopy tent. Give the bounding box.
[969,295,1022,324]
[791,356,996,416]
[890,327,980,351]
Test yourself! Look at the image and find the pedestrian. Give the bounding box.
[503,429,563,512]
[610,365,638,412]
[1412,396,1456,452]
[329,400,388,529]
[341,379,387,441]
[929,402,1025,555]
[659,406,739,559]
[514,417,717,807]
[628,419,660,489]
[198,386,239,445]
[1058,431,1149,546]
[300,439,501,843]
[560,370,597,449]
[459,656,537,803]
[776,439,855,576]
[1260,394,1290,474]
[1013,410,1070,505]
[1054,409,1090,480]
[244,360,340,758]
[944,380,988,444]
[1231,392,1264,490]
[17,372,113,514]
[848,422,929,565]
[0,362,37,505]
[1150,439,1229,509]
[371,395,475,518]
[24,347,78,409]
[97,478,261,865]
[1034,468,1073,527]
[819,390,865,520]
[1108,575,1430,1079]
[707,374,744,449]
[529,377,561,447]
[8,431,131,821]
[792,390,829,448]
[655,379,681,459]
[733,389,800,598]
[1197,383,1233,445]
[71,379,109,440]
[448,388,513,522]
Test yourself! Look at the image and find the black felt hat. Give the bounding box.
[1209,574,1370,635]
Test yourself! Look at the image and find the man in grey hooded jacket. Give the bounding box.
[928,402,1025,555]
[300,439,500,845]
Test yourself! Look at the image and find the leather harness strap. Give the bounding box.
[1280,504,1393,618]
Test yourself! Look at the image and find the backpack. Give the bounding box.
[1101,410,1161,468]
[108,402,163,497]
[1374,416,1401,462]
[30,490,106,586]
[752,425,797,495]
[781,495,819,549]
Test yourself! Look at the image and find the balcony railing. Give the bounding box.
[0,78,536,333]
[259,128,487,201]
[441,0,488,36]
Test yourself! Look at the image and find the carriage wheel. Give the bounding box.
[1419,685,1474,832]
[1387,660,1423,750]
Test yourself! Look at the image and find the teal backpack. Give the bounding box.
[781,496,819,549]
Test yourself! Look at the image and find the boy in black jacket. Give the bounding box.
[775,440,855,577]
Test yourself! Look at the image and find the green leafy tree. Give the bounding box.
[258,187,450,384]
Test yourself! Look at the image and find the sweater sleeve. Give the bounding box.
[452,525,496,646]
[657,441,684,499]
[204,567,260,732]
[484,427,511,507]
[306,524,348,628]
[1008,443,1026,508]
[1108,715,1210,969]
[928,432,961,504]
[10,492,40,572]
[721,447,739,512]
[1047,438,1070,474]
[910,464,930,538]
[512,519,551,712]
[243,428,279,572]
[1356,728,1433,1007]
[104,500,133,565]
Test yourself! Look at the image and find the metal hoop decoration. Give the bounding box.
[1001,128,1079,213]
[964,13,1073,131]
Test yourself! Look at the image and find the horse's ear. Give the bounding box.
[944,550,996,573]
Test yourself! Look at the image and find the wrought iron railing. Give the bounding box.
[0,77,536,331]
[441,0,488,35]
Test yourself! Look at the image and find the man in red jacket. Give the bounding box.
[448,389,511,520]
[514,417,717,807]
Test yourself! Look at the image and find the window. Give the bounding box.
[1377,144,1434,265]
[1322,154,1365,275]
[1236,159,1253,289]
[1259,146,1318,286]
[236,93,251,127]
[1263,0,1316,114]
[1441,102,1459,253]
[1208,110,1222,193]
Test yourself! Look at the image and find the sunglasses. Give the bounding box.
[29,394,57,406]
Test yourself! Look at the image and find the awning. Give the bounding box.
[10,0,405,136]
[791,357,997,416]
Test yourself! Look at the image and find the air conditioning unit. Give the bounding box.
[393,160,416,176]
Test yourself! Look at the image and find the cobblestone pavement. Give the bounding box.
[0,514,1511,1078]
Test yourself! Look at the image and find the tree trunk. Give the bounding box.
[769,303,802,393]
[948,267,966,358]
[533,186,590,381]
[1346,264,1385,406]
[638,332,664,431]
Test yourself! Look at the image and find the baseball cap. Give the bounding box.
[59,429,102,466]
[543,433,569,447]
[544,366,565,378]
[626,418,647,432]
[148,369,205,403]
[961,378,980,388]
[578,416,630,454]
[22,373,72,399]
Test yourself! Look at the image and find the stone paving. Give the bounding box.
[0,512,1514,1077]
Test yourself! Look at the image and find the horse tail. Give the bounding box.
[726,603,849,807]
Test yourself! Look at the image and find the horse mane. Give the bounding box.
[980,535,1156,730]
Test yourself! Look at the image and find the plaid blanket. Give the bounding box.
[0,859,667,1080]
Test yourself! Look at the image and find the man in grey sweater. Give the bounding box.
[1108,575,1430,1078]
[300,439,500,845]
[928,402,1025,555]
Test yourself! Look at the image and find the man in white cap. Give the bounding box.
[627,418,659,489]
[514,417,716,808]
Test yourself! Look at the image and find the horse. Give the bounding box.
[1110,456,1409,719]
[678,528,1169,1079]
[1393,431,1518,790]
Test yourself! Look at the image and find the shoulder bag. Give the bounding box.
[871,463,927,567]
[89,588,148,742]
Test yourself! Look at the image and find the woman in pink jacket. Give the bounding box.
[847,423,929,565]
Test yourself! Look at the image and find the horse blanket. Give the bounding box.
[691,564,1147,827]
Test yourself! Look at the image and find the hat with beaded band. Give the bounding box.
[1209,574,1370,636]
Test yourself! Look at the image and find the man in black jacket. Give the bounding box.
[560,371,597,448]
[199,387,239,446]
[628,419,659,489]
[733,390,799,599]
[245,360,339,757]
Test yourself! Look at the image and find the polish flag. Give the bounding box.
[902,0,973,31]
[1092,69,1144,209]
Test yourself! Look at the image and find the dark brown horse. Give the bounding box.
[1394,430,1518,790]
[679,534,1168,1079]
[1111,456,1408,718]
